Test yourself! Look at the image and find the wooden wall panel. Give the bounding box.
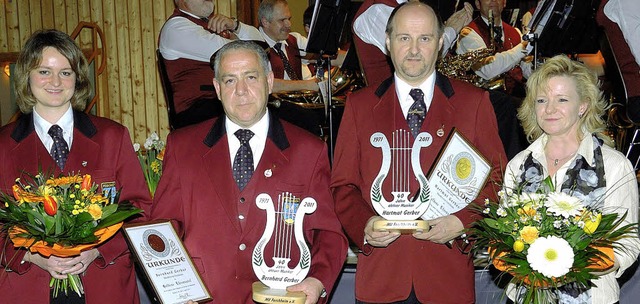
[0,0,239,144]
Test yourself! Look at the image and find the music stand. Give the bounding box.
[527,0,600,59]
[306,0,351,163]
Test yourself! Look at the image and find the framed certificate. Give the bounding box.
[422,128,491,220]
[124,221,211,304]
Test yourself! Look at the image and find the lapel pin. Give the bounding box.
[81,161,88,167]
[436,125,445,137]
[264,169,272,178]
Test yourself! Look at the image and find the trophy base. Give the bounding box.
[252,281,306,304]
[373,219,429,233]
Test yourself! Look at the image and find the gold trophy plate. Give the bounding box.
[373,219,429,234]
[252,282,306,304]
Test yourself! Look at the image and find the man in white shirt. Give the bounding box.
[258,0,321,93]
[158,0,264,128]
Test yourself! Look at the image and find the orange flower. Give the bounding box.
[43,195,58,216]
[157,148,165,161]
[46,175,82,187]
[81,175,92,191]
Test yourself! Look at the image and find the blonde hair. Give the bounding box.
[518,55,611,146]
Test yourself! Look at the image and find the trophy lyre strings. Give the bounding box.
[370,130,432,232]
[252,192,316,304]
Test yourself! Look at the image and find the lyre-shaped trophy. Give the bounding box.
[370,130,432,232]
[252,192,316,304]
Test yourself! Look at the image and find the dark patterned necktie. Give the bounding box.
[48,125,69,169]
[232,129,255,191]
[273,42,299,80]
[407,88,426,138]
[493,26,503,45]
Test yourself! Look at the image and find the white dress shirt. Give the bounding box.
[225,111,270,170]
[394,72,436,118]
[259,28,313,80]
[456,16,532,80]
[159,9,264,62]
[604,0,640,65]
[33,105,74,153]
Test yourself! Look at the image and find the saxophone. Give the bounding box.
[437,9,505,90]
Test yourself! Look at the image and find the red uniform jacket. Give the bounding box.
[352,0,399,86]
[150,113,348,303]
[0,111,152,303]
[331,75,507,303]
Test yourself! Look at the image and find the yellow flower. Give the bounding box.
[583,213,602,234]
[151,160,160,174]
[40,185,54,196]
[513,240,525,252]
[517,203,537,217]
[520,226,539,244]
[87,204,103,220]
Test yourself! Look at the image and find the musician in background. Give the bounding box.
[158,0,263,128]
[258,0,322,93]
[151,40,347,303]
[352,0,474,86]
[455,0,532,97]
[598,0,640,123]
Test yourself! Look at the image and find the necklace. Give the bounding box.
[552,152,577,167]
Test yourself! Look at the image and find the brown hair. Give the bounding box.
[14,29,92,113]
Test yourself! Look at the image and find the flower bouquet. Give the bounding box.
[0,172,142,297]
[133,132,165,197]
[471,177,637,303]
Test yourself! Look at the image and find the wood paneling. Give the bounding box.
[0,0,238,144]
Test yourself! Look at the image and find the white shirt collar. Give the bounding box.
[179,9,202,19]
[225,109,270,169]
[394,72,436,118]
[259,27,285,49]
[33,106,74,152]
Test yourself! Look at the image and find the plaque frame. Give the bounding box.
[422,128,492,220]
[123,220,212,304]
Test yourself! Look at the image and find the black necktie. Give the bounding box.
[48,125,69,169]
[493,26,503,44]
[232,129,255,191]
[407,89,426,138]
[273,42,299,80]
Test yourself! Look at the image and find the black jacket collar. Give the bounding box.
[10,110,97,142]
[374,72,455,99]
[203,111,290,151]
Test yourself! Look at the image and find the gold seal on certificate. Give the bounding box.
[252,192,316,304]
[123,221,211,304]
[422,128,491,220]
[369,130,432,233]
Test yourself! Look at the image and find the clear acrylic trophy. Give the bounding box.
[370,130,432,232]
[252,192,316,304]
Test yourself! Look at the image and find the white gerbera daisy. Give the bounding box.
[545,192,583,218]
[527,236,574,278]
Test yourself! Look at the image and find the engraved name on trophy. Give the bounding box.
[370,130,432,233]
[252,192,316,304]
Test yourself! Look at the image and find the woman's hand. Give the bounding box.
[25,248,101,278]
